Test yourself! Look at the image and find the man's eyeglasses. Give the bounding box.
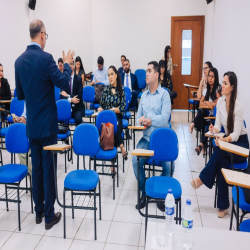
[41,31,48,40]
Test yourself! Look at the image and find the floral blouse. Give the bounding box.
[100,85,126,116]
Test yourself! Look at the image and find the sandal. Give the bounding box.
[218,209,228,218]
[195,145,202,156]
[122,146,128,161]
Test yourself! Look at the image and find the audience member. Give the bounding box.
[13,102,32,174]
[118,55,126,75]
[58,58,64,72]
[120,59,139,108]
[189,68,221,141]
[162,45,173,75]
[98,66,128,167]
[15,19,74,229]
[132,61,172,211]
[197,61,213,99]
[75,56,85,85]
[0,63,11,113]
[60,59,85,126]
[159,60,177,104]
[91,56,109,86]
[191,71,249,218]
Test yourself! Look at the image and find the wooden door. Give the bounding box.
[171,16,205,109]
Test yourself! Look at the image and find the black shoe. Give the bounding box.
[36,213,44,224]
[157,202,165,212]
[135,196,146,210]
[45,212,62,230]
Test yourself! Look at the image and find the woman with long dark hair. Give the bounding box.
[98,66,128,165]
[0,63,11,112]
[75,56,85,85]
[191,72,249,218]
[163,45,173,75]
[189,68,221,134]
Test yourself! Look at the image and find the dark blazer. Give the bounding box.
[120,72,139,95]
[60,74,85,116]
[0,77,11,101]
[118,67,124,75]
[15,45,71,139]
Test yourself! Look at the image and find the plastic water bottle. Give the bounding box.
[182,199,193,250]
[165,189,175,236]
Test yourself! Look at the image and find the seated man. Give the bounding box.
[13,102,32,174]
[132,61,172,211]
[90,56,109,86]
[58,58,63,72]
[60,59,85,126]
[120,59,139,108]
[118,55,126,75]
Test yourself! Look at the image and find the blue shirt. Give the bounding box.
[136,85,171,141]
[93,65,109,86]
[30,42,41,49]
[22,102,27,119]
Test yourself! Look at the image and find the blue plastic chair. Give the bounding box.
[240,219,250,233]
[55,86,60,101]
[144,128,181,237]
[135,69,146,99]
[56,100,73,172]
[90,110,119,200]
[82,86,95,122]
[0,123,33,231]
[7,98,25,124]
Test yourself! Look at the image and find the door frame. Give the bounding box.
[171,16,205,82]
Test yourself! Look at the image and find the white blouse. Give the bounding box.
[214,96,247,142]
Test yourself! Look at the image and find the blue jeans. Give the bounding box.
[132,137,175,197]
[199,134,249,210]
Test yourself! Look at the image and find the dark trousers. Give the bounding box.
[193,109,209,131]
[29,135,57,223]
[199,134,249,209]
[72,109,83,126]
[114,114,124,147]
[129,92,138,108]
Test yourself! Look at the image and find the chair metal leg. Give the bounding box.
[99,180,102,220]
[64,152,67,173]
[83,156,85,170]
[5,185,9,211]
[145,196,149,242]
[25,176,28,193]
[94,191,97,240]
[117,156,119,188]
[214,175,218,208]
[176,200,178,224]
[179,199,181,225]
[71,191,74,219]
[230,199,234,230]
[63,189,66,238]
[113,172,115,200]
[29,173,34,213]
[17,185,21,231]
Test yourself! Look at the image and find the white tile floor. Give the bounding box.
[0,111,235,249]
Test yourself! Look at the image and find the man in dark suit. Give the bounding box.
[15,19,74,230]
[120,59,139,108]
[118,55,126,75]
[60,59,85,126]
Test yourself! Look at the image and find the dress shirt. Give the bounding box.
[30,42,41,49]
[136,85,171,141]
[214,96,247,142]
[21,102,27,119]
[93,65,109,86]
[68,74,74,103]
[124,71,131,90]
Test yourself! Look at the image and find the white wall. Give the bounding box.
[204,0,250,135]
[91,0,207,72]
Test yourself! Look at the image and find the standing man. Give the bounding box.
[120,59,139,108]
[90,56,109,86]
[132,61,172,211]
[15,19,74,230]
[60,59,85,126]
[118,55,126,75]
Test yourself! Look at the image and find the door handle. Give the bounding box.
[174,64,178,69]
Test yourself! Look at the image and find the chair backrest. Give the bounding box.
[150,128,179,162]
[55,86,60,101]
[10,98,25,117]
[83,86,95,103]
[73,124,100,156]
[96,110,117,134]
[14,88,17,98]
[124,87,131,111]
[95,82,105,86]
[56,99,71,122]
[5,123,29,154]
[162,87,170,93]
[135,69,146,90]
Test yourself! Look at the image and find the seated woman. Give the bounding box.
[191,71,249,218]
[75,56,85,85]
[0,63,11,113]
[98,66,128,165]
[197,61,213,99]
[159,60,177,103]
[189,68,222,154]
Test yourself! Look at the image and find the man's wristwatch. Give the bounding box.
[112,107,115,112]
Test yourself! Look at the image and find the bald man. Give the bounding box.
[15,19,75,230]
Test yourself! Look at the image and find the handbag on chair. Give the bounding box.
[243,155,250,204]
[99,122,114,150]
